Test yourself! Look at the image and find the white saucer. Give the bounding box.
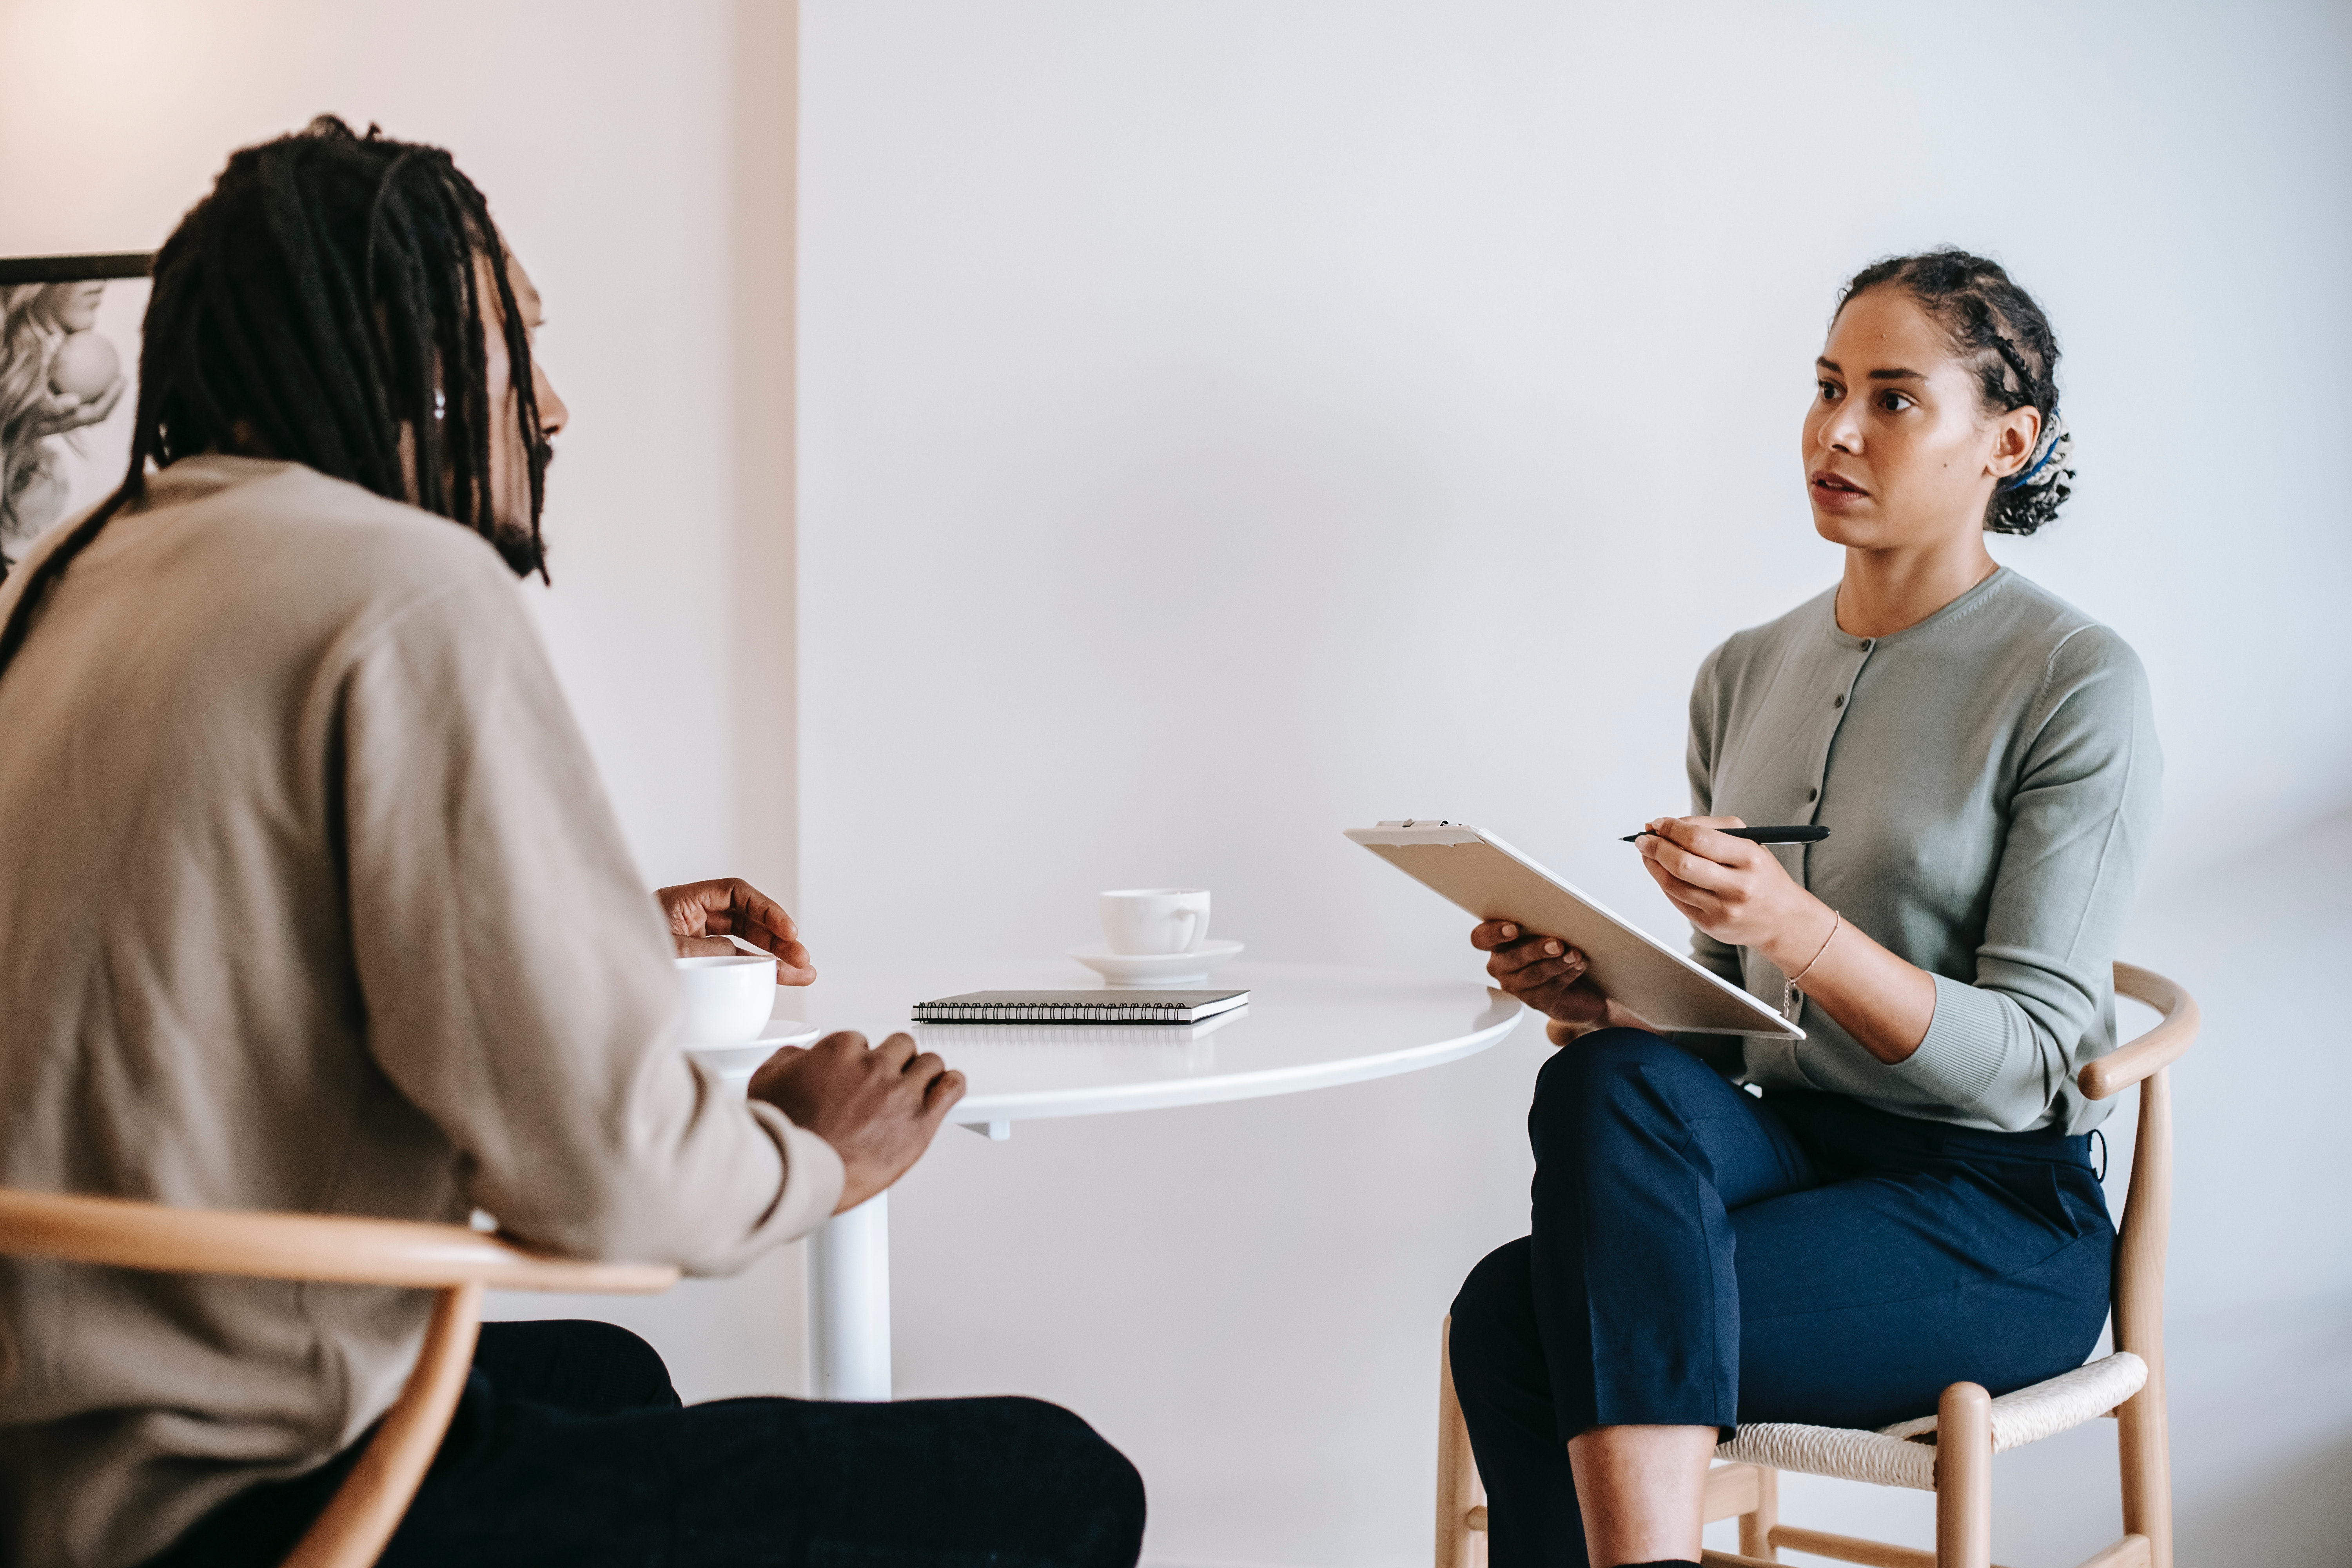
[681,1016,824,1066]
[1066,939,1244,988]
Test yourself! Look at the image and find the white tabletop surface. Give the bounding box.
[688,960,1528,1129]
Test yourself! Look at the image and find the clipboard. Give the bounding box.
[1345,820,1802,1040]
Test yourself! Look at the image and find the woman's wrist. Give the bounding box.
[1760,893,1840,980]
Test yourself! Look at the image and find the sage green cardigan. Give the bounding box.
[1683,567,2160,1134]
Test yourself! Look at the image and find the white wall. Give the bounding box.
[798,4,2352,1564]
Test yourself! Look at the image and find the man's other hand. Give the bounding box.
[657,877,816,984]
[748,1031,967,1212]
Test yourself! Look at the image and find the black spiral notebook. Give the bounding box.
[909,989,1249,1024]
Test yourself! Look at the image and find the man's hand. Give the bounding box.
[748,1031,967,1212]
[657,877,815,984]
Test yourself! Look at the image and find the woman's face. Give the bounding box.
[47,281,106,334]
[1802,287,2038,551]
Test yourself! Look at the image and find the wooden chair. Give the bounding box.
[1435,961,2199,1568]
[0,1190,678,1568]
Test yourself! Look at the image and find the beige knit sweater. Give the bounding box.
[0,457,842,1568]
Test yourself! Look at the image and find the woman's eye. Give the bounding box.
[1817,381,1841,402]
[1877,391,1913,412]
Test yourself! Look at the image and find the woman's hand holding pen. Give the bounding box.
[1635,815,1935,1064]
[1632,815,1835,974]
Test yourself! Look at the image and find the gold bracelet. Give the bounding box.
[1781,909,1842,1022]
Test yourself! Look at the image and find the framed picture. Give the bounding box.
[0,253,153,570]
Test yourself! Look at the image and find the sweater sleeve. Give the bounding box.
[1671,642,1748,1072]
[1681,642,1746,989]
[334,562,842,1273]
[1885,626,2162,1130]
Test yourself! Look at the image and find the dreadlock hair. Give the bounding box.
[0,115,548,684]
[1835,249,2072,536]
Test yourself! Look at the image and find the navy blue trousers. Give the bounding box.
[1448,1029,2112,1568]
[149,1320,1144,1567]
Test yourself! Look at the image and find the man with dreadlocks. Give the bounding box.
[0,119,1143,1568]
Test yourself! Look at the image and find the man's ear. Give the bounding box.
[1987,405,2042,481]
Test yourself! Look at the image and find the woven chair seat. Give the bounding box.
[1713,1352,2148,1492]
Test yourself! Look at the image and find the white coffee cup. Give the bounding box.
[675,954,778,1044]
[1100,888,1212,955]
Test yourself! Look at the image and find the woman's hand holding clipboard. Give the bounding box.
[1343,821,1804,1041]
[1470,920,1630,1040]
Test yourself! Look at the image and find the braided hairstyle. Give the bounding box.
[1836,249,2073,535]
[0,116,548,683]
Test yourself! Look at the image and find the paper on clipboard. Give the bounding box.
[1345,821,1802,1040]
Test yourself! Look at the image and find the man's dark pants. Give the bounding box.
[149,1319,1145,1567]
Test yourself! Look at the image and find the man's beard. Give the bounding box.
[487,436,552,578]
[489,516,545,577]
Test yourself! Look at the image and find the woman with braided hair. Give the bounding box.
[0,119,1141,1568]
[1447,251,2151,1567]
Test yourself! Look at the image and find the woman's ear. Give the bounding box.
[1987,405,2042,481]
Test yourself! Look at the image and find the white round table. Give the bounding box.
[691,959,1526,1401]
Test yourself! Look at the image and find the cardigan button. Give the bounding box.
[1833,694,1845,708]
[1807,787,1819,802]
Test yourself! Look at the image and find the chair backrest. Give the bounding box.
[2079,961,2199,1568]
[0,1189,676,1568]
[2083,964,2197,1359]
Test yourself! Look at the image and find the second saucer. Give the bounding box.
[1067,938,1245,988]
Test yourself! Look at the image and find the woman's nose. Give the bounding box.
[1820,402,1862,454]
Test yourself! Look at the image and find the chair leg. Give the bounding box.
[2112,1067,2175,1568]
[1738,1465,1779,1560]
[1436,1317,1487,1568]
[1934,1382,1993,1568]
[282,1282,484,1568]
[1702,1461,1779,1561]
[2116,1378,2172,1568]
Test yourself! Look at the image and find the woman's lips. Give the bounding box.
[1811,470,1869,508]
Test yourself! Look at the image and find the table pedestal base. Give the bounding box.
[809,1192,891,1399]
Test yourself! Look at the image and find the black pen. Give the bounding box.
[1621,825,1830,845]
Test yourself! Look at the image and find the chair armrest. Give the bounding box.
[0,1189,678,1294]
[2078,963,2200,1102]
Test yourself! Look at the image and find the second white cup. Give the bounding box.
[1100,887,1211,955]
